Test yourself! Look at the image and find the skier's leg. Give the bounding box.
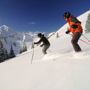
[42,45,50,54]
[71,32,82,52]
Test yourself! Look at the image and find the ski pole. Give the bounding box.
[31,42,34,64]
[82,34,90,42]
[79,38,90,45]
[69,34,90,45]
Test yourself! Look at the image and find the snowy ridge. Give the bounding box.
[0,10,90,90]
[78,10,90,33]
[0,25,37,54]
[0,25,15,36]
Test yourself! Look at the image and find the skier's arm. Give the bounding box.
[40,44,44,47]
[34,39,42,44]
[65,27,70,34]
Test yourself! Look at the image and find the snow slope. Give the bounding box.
[0,10,90,90]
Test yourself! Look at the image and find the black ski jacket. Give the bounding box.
[34,36,50,46]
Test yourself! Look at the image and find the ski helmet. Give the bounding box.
[38,33,42,37]
[63,12,71,19]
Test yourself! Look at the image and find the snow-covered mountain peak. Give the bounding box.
[0,25,11,32]
[0,25,35,56]
[0,25,15,37]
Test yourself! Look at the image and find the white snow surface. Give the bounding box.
[0,10,90,90]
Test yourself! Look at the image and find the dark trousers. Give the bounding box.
[71,32,82,52]
[42,44,50,54]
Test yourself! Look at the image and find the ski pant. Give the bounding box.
[71,32,82,52]
[42,44,50,54]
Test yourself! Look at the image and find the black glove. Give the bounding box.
[65,30,70,34]
[71,25,78,29]
[34,42,36,44]
[40,44,43,47]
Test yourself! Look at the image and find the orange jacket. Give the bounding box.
[66,16,83,34]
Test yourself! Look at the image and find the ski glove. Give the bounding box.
[65,30,70,34]
[40,44,43,47]
[34,42,36,44]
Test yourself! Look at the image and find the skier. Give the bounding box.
[34,33,50,54]
[63,12,83,52]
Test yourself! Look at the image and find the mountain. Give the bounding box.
[0,25,36,55]
[0,10,90,90]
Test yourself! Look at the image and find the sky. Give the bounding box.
[0,0,90,33]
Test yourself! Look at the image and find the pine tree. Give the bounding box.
[19,44,27,54]
[9,45,16,58]
[0,48,9,62]
[0,40,3,48]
